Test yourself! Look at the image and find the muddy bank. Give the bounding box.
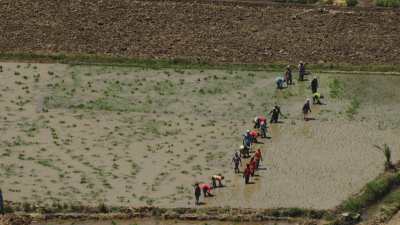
[0,214,320,225]
[0,1,400,65]
[36,217,318,225]
[0,214,32,225]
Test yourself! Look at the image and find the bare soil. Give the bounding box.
[1,62,400,212]
[0,0,400,65]
[386,212,400,225]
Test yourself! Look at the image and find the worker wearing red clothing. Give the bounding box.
[243,164,252,184]
[249,157,257,176]
[258,116,267,124]
[199,183,213,197]
[249,130,259,143]
[255,149,263,169]
[254,116,266,129]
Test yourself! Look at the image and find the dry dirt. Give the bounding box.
[386,212,400,225]
[1,62,400,211]
[0,0,400,65]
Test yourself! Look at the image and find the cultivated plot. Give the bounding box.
[0,62,399,210]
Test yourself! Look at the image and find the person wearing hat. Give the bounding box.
[311,76,319,94]
[194,183,201,205]
[302,98,312,120]
[298,61,306,81]
[285,65,293,85]
[232,151,242,173]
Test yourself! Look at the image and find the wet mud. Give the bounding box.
[1,62,400,212]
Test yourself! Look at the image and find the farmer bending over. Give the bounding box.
[200,183,213,197]
[211,174,224,188]
[313,92,324,105]
[276,76,286,89]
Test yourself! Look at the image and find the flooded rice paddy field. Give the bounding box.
[1,62,400,210]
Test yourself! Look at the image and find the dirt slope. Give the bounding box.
[0,0,399,65]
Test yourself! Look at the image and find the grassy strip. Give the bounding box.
[367,187,400,223]
[338,172,400,214]
[1,52,400,73]
[3,201,333,222]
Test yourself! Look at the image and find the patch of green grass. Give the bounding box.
[329,78,344,98]
[378,188,400,220]
[341,172,400,213]
[2,52,400,73]
[345,97,360,119]
[375,0,400,7]
[37,159,62,172]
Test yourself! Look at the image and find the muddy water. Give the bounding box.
[1,62,400,210]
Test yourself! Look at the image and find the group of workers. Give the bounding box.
[194,174,225,205]
[275,61,325,120]
[194,61,326,205]
[236,105,284,184]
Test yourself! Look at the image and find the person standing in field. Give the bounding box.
[285,65,293,85]
[0,189,4,215]
[243,164,252,184]
[232,152,242,173]
[269,105,284,123]
[298,61,306,81]
[311,76,319,94]
[260,120,268,138]
[194,183,201,205]
[249,157,257,176]
[302,98,312,120]
[255,149,263,169]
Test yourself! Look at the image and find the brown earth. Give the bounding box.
[0,214,32,225]
[0,0,400,65]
